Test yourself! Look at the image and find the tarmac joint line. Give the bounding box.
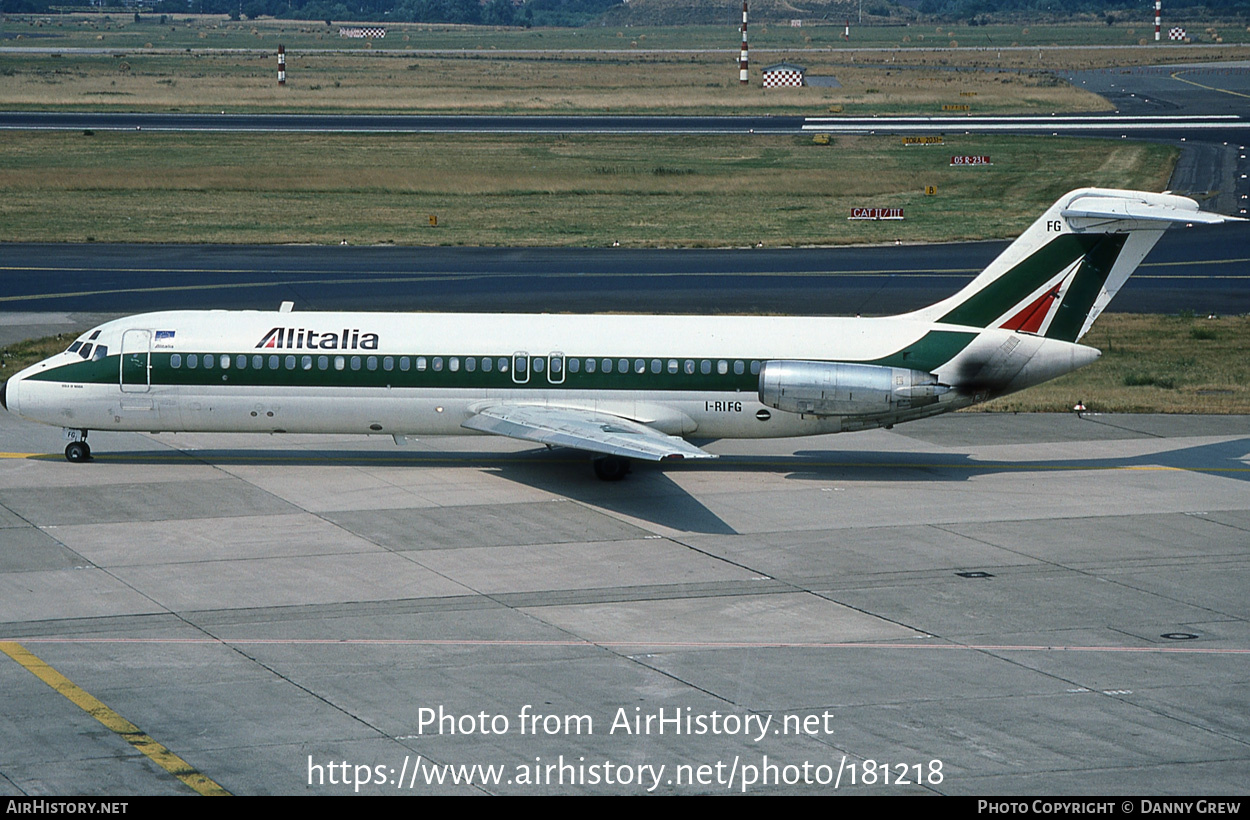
[0,641,231,796]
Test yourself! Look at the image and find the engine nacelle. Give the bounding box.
[758,360,949,417]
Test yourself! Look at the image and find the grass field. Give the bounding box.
[0,132,1176,246]
[4,314,1247,413]
[2,15,1247,114]
[0,50,1112,115]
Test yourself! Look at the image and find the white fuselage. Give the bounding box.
[6,309,1000,441]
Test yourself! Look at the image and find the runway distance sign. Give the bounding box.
[950,156,992,166]
[902,136,944,146]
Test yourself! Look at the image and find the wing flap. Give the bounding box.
[462,404,716,462]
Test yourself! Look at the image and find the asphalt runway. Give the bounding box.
[1,110,1244,140]
[0,220,1246,347]
[1062,62,1250,118]
[0,111,805,135]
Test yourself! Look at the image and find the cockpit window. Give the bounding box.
[79,343,93,359]
[91,345,108,361]
[67,341,82,354]
[88,330,101,341]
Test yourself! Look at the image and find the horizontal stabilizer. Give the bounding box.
[1061,191,1242,228]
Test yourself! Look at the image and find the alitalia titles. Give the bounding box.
[256,327,379,351]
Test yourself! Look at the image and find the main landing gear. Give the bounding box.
[592,455,631,482]
[64,430,92,463]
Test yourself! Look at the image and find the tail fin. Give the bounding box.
[908,188,1239,342]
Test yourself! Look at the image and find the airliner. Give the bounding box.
[1,188,1237,480]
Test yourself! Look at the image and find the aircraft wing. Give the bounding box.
[461,404,717,462]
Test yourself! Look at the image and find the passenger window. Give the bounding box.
[367,356,378,371]
[204,354,215,368]
[236,355,247,369]
[718,360,728,375]
[416,357,427,371]
[585,358,596,374]
[750,361,761,375]
[302,356,312,370]
[602,359,612,373]
[533,358,543,373]
[700,360,711,375]
[400,357,410,371]
[253,355,263,370]
[568,358,579,374]
[187,353,198,368]
[634,359,645,374]
[318,356,328,370]
[171,354,182,368]
[651,359,661,374]
[269,355,279,370]
[465,358,476,372]
[734,360,744,375]
[449,357,459,372]
[285,356,296,370]
[482,357,492,373]
[618,359,628,374]
[433,357,443,372]
[514,356,526,373]
[498,358,509,373]
[668,359,678,374]
[685,360,695,374]
[383,356,394,372]
[335,356,345,371]
[221,355,230,369]
[351,356,361,371]
[550,357,561,373]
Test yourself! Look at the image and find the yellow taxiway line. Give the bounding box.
[0,641,230,796]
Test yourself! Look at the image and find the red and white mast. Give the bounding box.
[739,2,749,85]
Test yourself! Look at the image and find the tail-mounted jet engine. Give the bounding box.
[758,361,950,417]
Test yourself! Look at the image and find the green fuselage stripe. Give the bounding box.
[864,330,978,370]
[29,331,979,390]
